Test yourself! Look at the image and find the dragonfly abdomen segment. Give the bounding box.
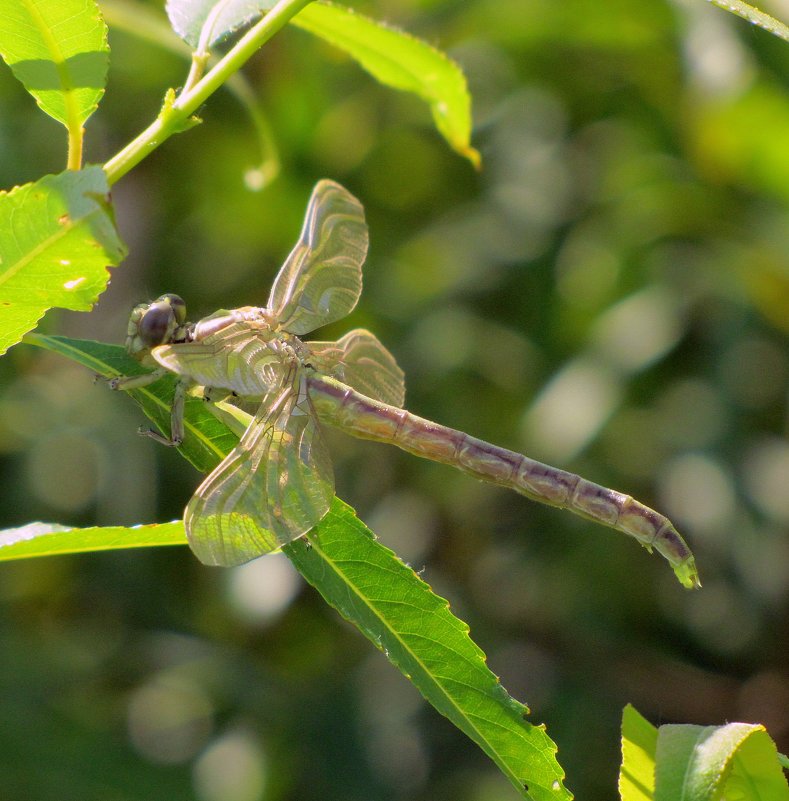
[307,373,700,589]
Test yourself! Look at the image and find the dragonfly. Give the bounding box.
[110,179,700,589]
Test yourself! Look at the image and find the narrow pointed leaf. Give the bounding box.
[0,167,126,355]
[286,502,570,801]
[706,0,789,44]
[25,332,570,798]
[293,2,479,167]
[0,0,108,126]
[0,521,186,561]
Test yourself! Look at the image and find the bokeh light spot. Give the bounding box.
[193,728,267,801]
[127,676,214,764]
[227,553,301,625]
[744,438,789,522]
[659,453,735,532]
[521,357,621,462]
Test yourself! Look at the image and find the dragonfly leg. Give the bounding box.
[137,427,179,447]
[137,378,186,447]
[107,368,168,391]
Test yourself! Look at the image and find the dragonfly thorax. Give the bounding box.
[153,315,309,400]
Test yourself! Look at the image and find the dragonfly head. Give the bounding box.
[125,294,189,359]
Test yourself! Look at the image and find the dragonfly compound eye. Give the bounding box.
[158,294,187,325]
[139,301,176,348]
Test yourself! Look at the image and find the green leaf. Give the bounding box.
[286,502,570,800]
[24,334,237,474]
[0,0,108,127]
[706,1,789,44]
[293,2,479,167]
[655,721,789,801]
[620,704,658,801]
[0,521,186,561]
[24,333,570,799]
[0,167,126,356]
[163,0,478,166]
[166,0,277,48]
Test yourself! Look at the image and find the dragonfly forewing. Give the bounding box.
[185,377,335,566]
[268,180,367,335]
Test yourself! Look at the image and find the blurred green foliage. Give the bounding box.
[1,0,788,799]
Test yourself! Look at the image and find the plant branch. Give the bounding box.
[103,0,313,185]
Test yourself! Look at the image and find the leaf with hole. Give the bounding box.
[0,167,126,356]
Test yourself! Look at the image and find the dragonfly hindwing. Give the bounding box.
[307,328,405,407]
[184,377,334,566]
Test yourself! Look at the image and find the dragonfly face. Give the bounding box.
[126,293,189,361]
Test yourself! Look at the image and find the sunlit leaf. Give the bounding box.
[293,2,479,167]
[620,704,657,801]
[0,167,126,355]
[655,721,789,801]
[0,0,108,127]
[0,521,186,561]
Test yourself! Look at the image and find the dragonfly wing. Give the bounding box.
[184,378,334,566]
[152,321,288,398]
[268,180,367,336]
[307,329,405,407]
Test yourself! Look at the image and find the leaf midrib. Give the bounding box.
[20,0,83,132]
[303,532,530,791]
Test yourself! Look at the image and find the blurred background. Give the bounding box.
[1,0,788,798]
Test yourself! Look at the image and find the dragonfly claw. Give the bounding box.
[137,426,182,448]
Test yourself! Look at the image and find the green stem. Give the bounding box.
[103,0,314,186]
[67,125,84,170]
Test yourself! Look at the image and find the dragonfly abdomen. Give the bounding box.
[308,373,699,589]
[308,373,587,500]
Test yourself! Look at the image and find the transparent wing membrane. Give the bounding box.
[307,329,405,407]
[268,180,367,335]
[184,378,334,566]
